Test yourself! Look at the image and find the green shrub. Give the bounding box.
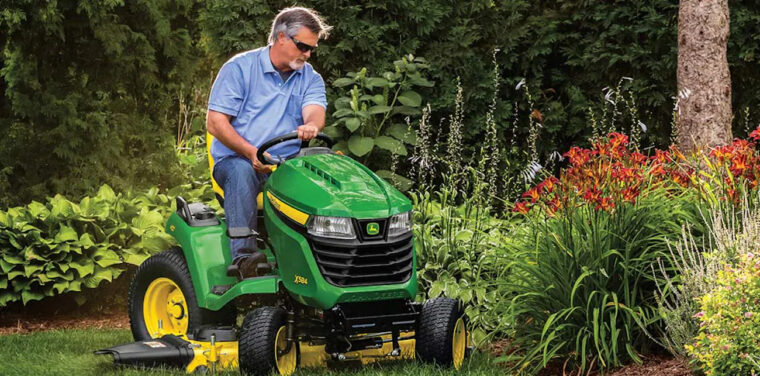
[0,184,217,307]
[326,54,430,189]
[686,254,760,375]
[502,189,697,373]
[412,182,516,344]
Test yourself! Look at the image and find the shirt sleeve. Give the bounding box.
[208,61,246,117]
[302,73,327,109]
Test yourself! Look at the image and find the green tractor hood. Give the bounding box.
[266,153,412,219]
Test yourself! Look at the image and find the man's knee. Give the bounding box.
[216,157,259,191]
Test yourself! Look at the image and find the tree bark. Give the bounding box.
[676,0,732,151]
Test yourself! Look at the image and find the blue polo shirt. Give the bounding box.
[208,46,327,162]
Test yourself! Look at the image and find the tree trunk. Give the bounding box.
[676,0,732,151]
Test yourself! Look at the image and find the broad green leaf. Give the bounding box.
[397,91,422,107]
[124,253,150,266]
[333,77,355,87]
[21,289,45,305]
[428,279,444,298]
[348,135,374,157]
[96,185,117,201]
[409,75,434,87]
[0,259,14,274]
[332,108,353,118]
[70,259,95,278]
[93,248,122,268]
[52,281,69,294]
[136,234,172,253]
[375,136,407,156]
[23,263,43,277]
[0,278,7,289]
[367,105,392,115]
[4,253,24,264]
[132,208,164,230]
[68,280,82,292]
[78,233,96,248]
[54,224,78,243]
[334,97,351,110]
[0,291,17,306]
[344,117,361,132]
[365,77,389,88]
[50,195,75,218]
[83,267,115,288]
[370,94,385,105]
[27,201,49,219]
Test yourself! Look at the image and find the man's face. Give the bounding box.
[279,27,319,71]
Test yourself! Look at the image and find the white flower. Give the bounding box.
[639,121,647,133]
[515,78,526,90]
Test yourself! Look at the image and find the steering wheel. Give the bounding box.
[256,132,335,165]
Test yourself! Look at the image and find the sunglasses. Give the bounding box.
[289,35,317,53]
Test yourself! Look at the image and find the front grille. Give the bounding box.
[309,233,413,287]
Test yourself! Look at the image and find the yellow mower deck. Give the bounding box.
[183,332,417,374]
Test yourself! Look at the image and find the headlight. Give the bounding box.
[307,216,356,239]
[388,211,411,236]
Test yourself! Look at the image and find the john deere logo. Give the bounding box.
[366,222,380,236]
[294,275,308,285]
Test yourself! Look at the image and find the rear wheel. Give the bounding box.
[128,247,235,340]
[239,306,298,376]
[416,297,468,370]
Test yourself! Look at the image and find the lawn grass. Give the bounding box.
[0,328,507,376]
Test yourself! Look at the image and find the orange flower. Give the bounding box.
[522,187,541,203]
[512,201,530,214]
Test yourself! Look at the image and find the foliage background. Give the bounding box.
[2,0,760,206]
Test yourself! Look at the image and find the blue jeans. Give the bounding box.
[212,156,269,261]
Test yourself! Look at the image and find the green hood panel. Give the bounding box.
[267,154,412,219]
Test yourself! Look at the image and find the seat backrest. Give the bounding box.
[207,132,225,199]
[207,132,263,209]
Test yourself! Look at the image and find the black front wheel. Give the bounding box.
[128,248,235,340]
[239,306,298,376]
[416,297,468,370]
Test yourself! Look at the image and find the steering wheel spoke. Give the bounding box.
[257,132,335,166]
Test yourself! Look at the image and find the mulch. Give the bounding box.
[0,311,129,335]
[489,339,694,376]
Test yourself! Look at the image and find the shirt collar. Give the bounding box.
[261,44,304,76]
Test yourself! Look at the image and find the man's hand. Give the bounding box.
[297,124,319,141]
[248,148,274,174]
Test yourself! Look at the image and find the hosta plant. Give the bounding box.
[0,183,215,307]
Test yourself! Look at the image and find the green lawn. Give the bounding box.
[0,329,507,376]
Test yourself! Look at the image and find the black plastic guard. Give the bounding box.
[94,335,194,369]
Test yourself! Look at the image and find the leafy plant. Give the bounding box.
[501,189,698,374]
[326,54,432,189]
[411,176,516,344]
[0,183,216,307]
[686,253,760,375]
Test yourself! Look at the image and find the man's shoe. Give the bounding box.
[228,252,267,280]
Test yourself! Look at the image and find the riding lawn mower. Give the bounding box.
[96,133,470,374]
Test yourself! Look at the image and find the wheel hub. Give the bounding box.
[143,278,189,337]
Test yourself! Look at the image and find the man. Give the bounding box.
[206,7,332,278]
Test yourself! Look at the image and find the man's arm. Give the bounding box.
[297,104,326,141]
[207,110,271,173]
